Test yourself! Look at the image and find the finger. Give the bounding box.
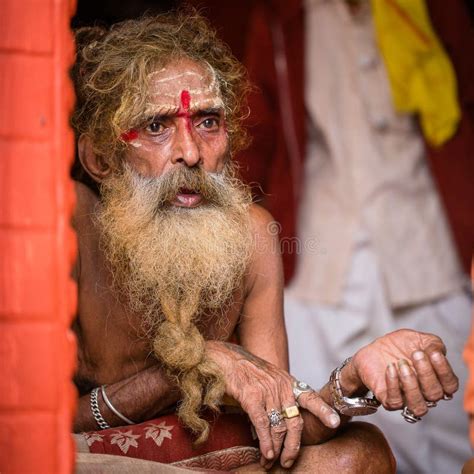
[279,408,304,470]
[397,359,428,417]
[411,351,444,402]
[245,405,274,466]
[384,363,404,410]
[298,390,340,428]
[428,351,459,396]
[424,335,447,356]
[262,389,288,469]
[267,417,287,469]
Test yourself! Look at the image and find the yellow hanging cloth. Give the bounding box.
[371,0,460,146]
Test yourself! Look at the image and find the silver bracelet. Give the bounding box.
[90,387,111,430]
[101,385,135,425]
[330,357,380,416]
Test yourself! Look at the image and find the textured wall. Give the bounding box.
[0,0,77,472]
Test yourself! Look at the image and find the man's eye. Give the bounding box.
[146,122,164,134]
[199,118,219,130]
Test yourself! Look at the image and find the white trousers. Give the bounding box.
[285,236,473,473]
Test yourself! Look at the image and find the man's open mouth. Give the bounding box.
[172,188,203,208]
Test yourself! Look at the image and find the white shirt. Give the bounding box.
[289,0,464,307]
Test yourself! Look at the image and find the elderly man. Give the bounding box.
[71,11,458,472]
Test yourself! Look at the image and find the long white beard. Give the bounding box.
[96,163,253,334]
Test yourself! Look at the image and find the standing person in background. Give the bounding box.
[238,0,474,472]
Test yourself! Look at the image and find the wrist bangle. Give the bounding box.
[101,385,135,425]
[90,387,111,430]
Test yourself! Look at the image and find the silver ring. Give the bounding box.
[426,401,437,408]
[443,393,453,401]
[292,380,314,402]
[268,409,282,427]
[401,406,422,424]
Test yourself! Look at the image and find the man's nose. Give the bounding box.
[171,121,200,167]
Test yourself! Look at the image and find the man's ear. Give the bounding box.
[78,134,112,183]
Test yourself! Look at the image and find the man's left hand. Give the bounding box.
[345,329,459,419]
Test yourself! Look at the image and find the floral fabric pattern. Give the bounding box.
[83,412,257,464]
[144,422,174,447]
[109,430,142,454]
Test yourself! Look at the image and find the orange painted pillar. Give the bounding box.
[0,0,77,473]
[464,260,474,447]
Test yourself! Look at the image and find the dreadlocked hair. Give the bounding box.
[153,292,226,445]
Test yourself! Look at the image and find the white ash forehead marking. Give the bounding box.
[148,65,218,84]
[148,65,220,95]
[144,103,179,114]
[150,87,219,98]
[148,67,167,76]
[192,96,224,109]
[150,70,206,83]
[149,82,220,97]
[144,97,225,116]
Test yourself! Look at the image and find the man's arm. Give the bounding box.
[238,205,288,368]
[220,205,459,465]
[229,205,344,468]
[73,365,179,432]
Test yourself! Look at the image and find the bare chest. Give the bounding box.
[74,270,244,389]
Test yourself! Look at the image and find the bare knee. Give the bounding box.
[236,422,396,473]
[462,457,474,474]
[333,421,396,474]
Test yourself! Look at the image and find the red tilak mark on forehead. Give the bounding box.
[120,129,139,142]
[180,90,191,111]
[177,90,192,132]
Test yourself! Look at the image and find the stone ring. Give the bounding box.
[401,406,422,424]
[268,409,282,427]
[292,380,314,402]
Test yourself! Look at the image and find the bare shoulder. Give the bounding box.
[72,181,101,280]
[248,203,280,242]
[74,181,99,218]
[244,204,283,293]
[72,181,101,238]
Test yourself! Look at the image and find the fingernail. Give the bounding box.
[284,460,294,468]
[413,351,424,361]
[267,450,274,459]
[330,414,340,427]
[431,352,443,362]
[388,363,397,377]
[398,360,410,375]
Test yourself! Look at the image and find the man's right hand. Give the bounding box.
[206,341,340,470]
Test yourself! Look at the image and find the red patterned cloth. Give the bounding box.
[82,411,258,466]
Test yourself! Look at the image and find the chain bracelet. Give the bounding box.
[90,387,111,430]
